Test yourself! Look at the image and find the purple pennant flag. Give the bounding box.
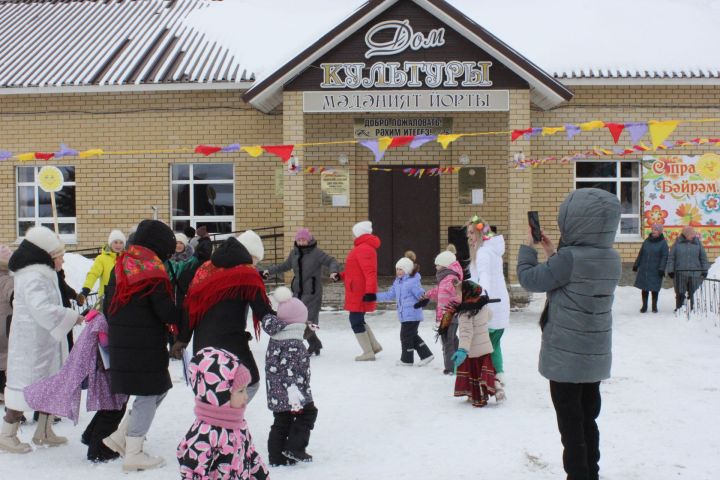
[662,140,675,149]
[613,147,625,155]
[55,144,78,158]
[409,134,437,149]
[359,139,386,162]
[528,127,542,138]
[625,122,648,145]
[565,124,581,140]
[0,150,12,161]
[221,143,240,153]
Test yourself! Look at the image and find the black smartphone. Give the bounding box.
[528,211,542,243]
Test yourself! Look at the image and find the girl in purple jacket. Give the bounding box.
[376,252,434,366]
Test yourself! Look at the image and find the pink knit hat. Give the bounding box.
[294,228,313,243]
[274,287,308,324]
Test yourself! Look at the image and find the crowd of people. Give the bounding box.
[0,187,712,480]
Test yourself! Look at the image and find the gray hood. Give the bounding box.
[558,188,620,248]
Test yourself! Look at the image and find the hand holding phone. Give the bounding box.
[528,211,542,243]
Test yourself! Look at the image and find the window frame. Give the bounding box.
[574,160,642,241]
[169,163,236,233]
[16,165,77,244]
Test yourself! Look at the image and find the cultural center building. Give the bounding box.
[0,0,718,281]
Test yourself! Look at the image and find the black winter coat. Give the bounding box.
[178,292,271,387]
[194,237,213,264]
[633,234,669,292]
[104,271,181,396]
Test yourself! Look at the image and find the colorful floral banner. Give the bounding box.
[642,154,720,247]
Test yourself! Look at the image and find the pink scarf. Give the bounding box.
[194,400,246,430]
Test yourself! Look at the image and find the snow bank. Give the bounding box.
[62,252,93,292]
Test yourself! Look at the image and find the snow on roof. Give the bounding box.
[186,0,720,83]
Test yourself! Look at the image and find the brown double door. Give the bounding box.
[369,166,440,276]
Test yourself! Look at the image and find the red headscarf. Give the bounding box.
[184,262,268,339]
[107,244,174,315]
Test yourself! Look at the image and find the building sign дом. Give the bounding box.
[302,18,510,113]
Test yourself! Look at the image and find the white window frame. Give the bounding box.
[574,160,642,242]
[16,166,77,244]
[170,163,235,233]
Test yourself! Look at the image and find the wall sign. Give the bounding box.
[354,117,452,138]
[458,166,487,205]
[642,154,720,246]
[304,89,509,113]
[321,169,350,207]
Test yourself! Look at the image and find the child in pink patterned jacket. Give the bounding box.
[421,247,463,375]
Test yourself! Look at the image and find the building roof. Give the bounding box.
[0,0,252,90]
[242,0,574,112]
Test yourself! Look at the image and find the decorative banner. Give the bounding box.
[242,146,264,157]
[641,154,720,247]
[437,133,462,149]
[0,150,11,161]
[648,120,679,149]
[626,122,649,144]
[195,145,222,156]
[409,134,437,149]
[565,124,581,140]
[55,144,78,158]
[579,120,605,131]
[78,149,104,158]
[221,143,240,153]
[605,123,625,144]
[263,145,295,163]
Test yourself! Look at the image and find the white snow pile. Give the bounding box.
[708,256,720,280]
[62,252,93,292]
[186,0,720,83]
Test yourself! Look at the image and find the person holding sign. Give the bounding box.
[0,227,84,454]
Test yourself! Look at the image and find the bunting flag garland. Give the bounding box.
[625,122,649,144]
[437,134,463,149]
[16,153,36,161]
[579,120,605,131]
[221,143,240,153]
[542,126,565,136]
[78,149,104,158]
[605,123,625,144]
[359,138,393,162]
[0,150,12,161]
[511,128,533,141]
[242,146,264,157]
[34,152,55,161]
[409,135,437,149]
[262,145,295,162]
[55,144,78,158]
[388,136,415,149]
[565,124,581,140]
[195,145,223,156]
[648,120,679,149]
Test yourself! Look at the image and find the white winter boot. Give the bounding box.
[495,378,506,402]
[354,332,376,361]
[32,414,67,446]
[0,420,32,454]
[364,325,383,354]
[103,414,130,457]
[122,436,165,472]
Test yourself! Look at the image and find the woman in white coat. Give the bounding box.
[0,226,84,454]
[466,217,510,386]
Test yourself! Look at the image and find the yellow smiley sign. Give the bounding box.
[38,166,64,193]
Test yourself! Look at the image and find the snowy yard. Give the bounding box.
[2,286,719,479]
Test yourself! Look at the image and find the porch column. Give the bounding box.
[506,90,532,284]
[282,91,305,263]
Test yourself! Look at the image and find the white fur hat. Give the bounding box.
[174,233,189,247]
[237,230,264,261]
[108,229,126,246]
[434,250,456,268]
[395,257,414,275]
[352,221,373,238]
[26,226,64,257]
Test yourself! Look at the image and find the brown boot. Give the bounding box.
[354,332,376,361]
[32,414,67,447]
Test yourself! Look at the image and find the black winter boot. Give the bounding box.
[284,403,318,463]
[85,408,126,462]
[306,332,323,356]
[268,412,295,466]
[640,290,649,313]
[651,291,659,313]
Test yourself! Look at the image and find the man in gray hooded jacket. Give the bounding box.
[517,188,621,480]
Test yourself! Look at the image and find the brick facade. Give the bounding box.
[1,85,718,279]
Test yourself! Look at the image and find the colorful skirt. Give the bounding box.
[454,354,496,407]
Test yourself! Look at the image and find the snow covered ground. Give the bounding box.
[2,286,719,479]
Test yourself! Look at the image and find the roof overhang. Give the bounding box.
[243,0,573,113]
[0,81,254,96]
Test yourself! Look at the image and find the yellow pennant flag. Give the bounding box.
[242,146,264,157]
[378,136,393,152]
[542,127,565,136]
[437,134,463,150]
[78,149,104,158]
[16,153,35,161]
[579,120,605,131]
[648,120,679,149]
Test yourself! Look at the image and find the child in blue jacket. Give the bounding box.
[376,252,434,366]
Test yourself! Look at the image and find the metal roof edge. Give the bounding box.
[0,81,253,95]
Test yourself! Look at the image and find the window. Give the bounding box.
[575,161,641,237]
[170,164,234,234]
[16,166,77,242]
